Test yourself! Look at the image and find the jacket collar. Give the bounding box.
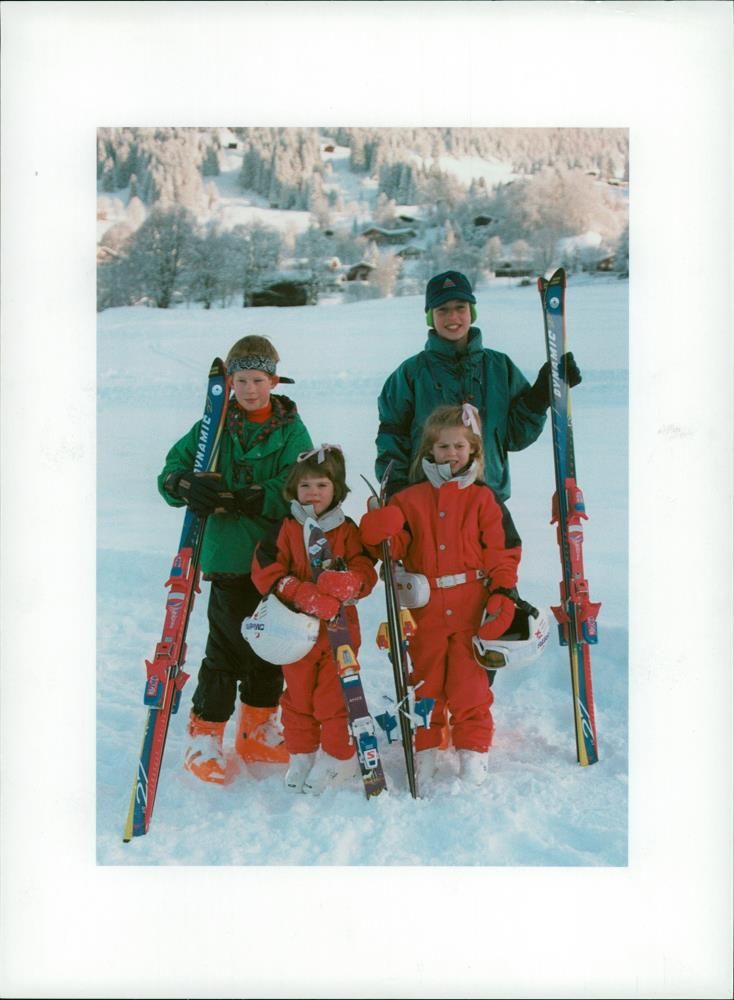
[290,500,345,533]
[421,458,479,490]
[425,326,483,359]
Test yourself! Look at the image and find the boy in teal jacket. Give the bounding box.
[375,270,580,500]
[159,335,313,783]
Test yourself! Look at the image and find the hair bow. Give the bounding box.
[296,443,343,464]
[461,402,481,435]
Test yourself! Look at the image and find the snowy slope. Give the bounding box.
[97,276,628,866]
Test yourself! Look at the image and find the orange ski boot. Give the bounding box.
[234,704,289,764]
[183,712,227,784]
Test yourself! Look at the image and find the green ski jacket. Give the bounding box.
[158,394,312,575]
[376,327,546,501]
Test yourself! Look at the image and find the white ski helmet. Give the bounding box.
[472,600,551,671]
[393,564,430,609]
[243,594,320,665]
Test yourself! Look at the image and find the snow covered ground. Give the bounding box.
[97,275,628,867]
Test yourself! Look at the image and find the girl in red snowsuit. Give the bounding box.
[360,404,522,787]
[252,445,377,794]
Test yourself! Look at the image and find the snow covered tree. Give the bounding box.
[294,226,331,304]
[186,225,228,309]
[201,145,220,177]
[369,252,401,298]
[126,195,147,231]
[375,193,397,225]
[125,206,196,308]
[484,235,503,273]
[229,222,283,307]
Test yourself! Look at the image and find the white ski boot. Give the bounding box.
[415,747,439,791]
[302,751,359,795]
[284,752,316,793]
[458,749,489,786]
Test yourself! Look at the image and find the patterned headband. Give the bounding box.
[296,443,343,464]
[227,356,294,383]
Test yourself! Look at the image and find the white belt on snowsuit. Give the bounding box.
[431,569,487,590]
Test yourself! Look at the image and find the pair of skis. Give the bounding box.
[538,268,601,766]
[361,468,437,800]
[123,358,229,841]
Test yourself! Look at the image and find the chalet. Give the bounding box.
[494,260,534,278]
[396,245,423,259]
[217,127,241,150]
[251,279,310,307]
[361,225,417,246]
[595,255,616,272]
[346,262,375,282]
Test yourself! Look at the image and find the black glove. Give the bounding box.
[214,485,265,517]
[524,352,582,413]
[164,471,226,517]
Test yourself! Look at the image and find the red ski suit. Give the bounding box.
[252,515,377,759]
[367,479,521,753]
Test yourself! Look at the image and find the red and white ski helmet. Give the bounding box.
[472,602,551,671]
[243,594,320,665]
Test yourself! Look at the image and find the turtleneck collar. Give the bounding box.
[421,457,479,490]
[425,326,483,358]
[290,500,345,533]
[241,400,273,424]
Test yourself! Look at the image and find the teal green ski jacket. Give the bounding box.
[158,393,312,576]
[376,327,546,501]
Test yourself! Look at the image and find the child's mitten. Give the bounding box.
[277,576,340,621]
[359,506,404,546]
[316,569,362,602]
[477,592,516,641]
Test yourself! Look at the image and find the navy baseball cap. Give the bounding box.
[425,270,476,311]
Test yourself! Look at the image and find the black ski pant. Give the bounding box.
[190,575,284,723]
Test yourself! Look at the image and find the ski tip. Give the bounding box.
[538,267,566,296]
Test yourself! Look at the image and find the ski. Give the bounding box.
[538,268,601,766]
[361,467,423,799]
[123,358,229,840]
[303,518,387,798]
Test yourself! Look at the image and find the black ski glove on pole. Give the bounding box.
[164,470,226,516]
[524,351,582,413]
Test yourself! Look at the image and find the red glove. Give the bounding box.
[276,576,340,620]
[477,593,516,641]
[360,506,404,546]
[316,569,362,602]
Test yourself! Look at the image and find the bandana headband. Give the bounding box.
[227,356,295,383]
[462,402,481,435]
[296,443,343,464]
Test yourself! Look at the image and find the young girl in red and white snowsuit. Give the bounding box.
[360,404,522,787]
[251,445,377,794]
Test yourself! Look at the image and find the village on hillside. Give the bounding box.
[96,126,629,311]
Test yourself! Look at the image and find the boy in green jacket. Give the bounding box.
[375,270,580,500]
[159,335,313,783]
